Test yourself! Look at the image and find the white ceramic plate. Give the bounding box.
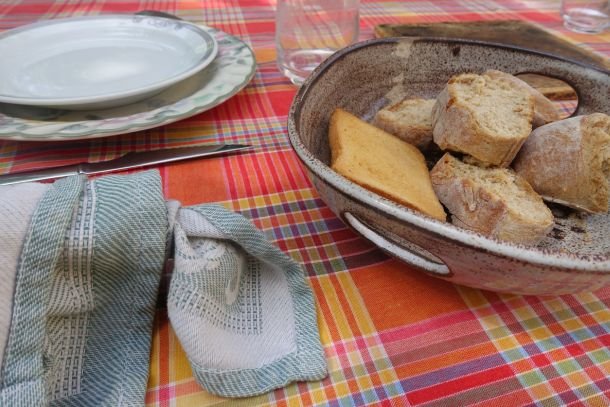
[0,15,218,110]
[0,26,255,140]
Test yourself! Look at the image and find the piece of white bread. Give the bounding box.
[513,113,610,213]
[484,70,561,128]
[432,73,534,167]
[372,98,436,148]
[329,108,446,221]
[430,153,554,245]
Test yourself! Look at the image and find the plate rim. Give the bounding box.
[0,14,219,106]
[0,26,256,141]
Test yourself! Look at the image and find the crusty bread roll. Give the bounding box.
[329,108,446,221]
[513,113,610,214]
[484,70,561,128]
[373,98,436,149]
[432,73,534,167]
[430,153,554,245]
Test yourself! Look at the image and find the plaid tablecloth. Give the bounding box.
[1,1,610,406]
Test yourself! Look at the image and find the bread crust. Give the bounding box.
[431,153,554,245]
[484,70,561,128]
[513,113,610,213]
[432,73,534,167]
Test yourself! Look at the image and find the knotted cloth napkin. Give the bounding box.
[0,171,326,406]
[168,205,327,397]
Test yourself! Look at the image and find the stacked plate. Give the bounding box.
[0,15,256,141]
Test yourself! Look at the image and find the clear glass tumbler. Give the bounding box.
[560,0,609,33]
[275,0,360,85]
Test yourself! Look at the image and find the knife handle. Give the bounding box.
[0,165,81,186]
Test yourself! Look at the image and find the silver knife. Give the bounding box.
[0,144,251,186]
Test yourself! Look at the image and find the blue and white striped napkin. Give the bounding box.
[0,171,326,406]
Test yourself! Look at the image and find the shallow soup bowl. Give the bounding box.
[287,37,610,295]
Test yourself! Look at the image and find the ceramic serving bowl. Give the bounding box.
[287,37,610,295]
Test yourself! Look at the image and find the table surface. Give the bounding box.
[1,1,610,406]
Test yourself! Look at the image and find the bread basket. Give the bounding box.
[287,37,610,295]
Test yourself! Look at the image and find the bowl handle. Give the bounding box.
[344,212,451,276]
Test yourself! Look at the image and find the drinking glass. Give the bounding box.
[560,0,609,33]
[275,0,360,85]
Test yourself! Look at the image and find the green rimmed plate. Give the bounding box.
[0,27,255,141]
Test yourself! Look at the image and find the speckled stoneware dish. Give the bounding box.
[288,37,610,295]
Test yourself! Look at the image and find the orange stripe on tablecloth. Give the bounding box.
[166,157,230,205]
[350,260,469,330]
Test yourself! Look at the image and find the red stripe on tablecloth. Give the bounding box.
[407,365,515,404]
[379,310,478,344]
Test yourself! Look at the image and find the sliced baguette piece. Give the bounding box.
[430,153,554,245]
[432,73,534,167]
[329,108,446,221]
[513,113,610,213]
[484,70,561,128]
[373,98,436,148]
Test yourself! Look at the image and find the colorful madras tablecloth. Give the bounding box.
[1,0,610,406]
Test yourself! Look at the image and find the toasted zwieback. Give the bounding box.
[329,108,446,221]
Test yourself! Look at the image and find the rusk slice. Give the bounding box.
[432,73,534,167]
[329,108,446,221]
[430,153,554,245]
[373,98,436,149]
[513,113,610,213]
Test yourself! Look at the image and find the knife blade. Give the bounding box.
[0,144,251,186]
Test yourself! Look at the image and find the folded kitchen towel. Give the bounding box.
[167,205,328,398]
[0,170,327,405]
